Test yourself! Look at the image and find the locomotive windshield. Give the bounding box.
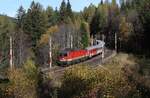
[59,52,68,57]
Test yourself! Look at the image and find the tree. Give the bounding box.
[100,0,103,5]
[16,6,26,29]
[4,60,38,98]
[38,25,58,66]
[59,0,67,22]
[119,16,133,41]
[90,2,108,40]
[46,6,54,27]
[14,6,28,66]
[23,1,47,49]
[80,22,90,49]
[82,4,96,23]
[0,16,15,68]
[66,0,73,18]
[137,0,150,55]
[119,0,150,55]
[90,8,100,37]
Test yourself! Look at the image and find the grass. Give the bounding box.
[103,53,137,74]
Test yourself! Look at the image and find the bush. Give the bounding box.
[59,64,140,98]
[38,72,59,98]
[59,65,107,98]
[3,59,38,98]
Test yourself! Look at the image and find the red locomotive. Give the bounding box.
[58,40,105,65]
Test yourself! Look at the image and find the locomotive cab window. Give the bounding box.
[60,52,68,57]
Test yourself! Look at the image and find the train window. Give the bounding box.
[63,53,68,56]
[60,53,68,57]
[97,42,99,45]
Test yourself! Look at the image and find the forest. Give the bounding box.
[0,0,150,98]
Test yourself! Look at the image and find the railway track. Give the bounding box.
[41,49,116,80]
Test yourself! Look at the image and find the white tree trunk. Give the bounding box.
[115,32,117,52]
[49,36,52,68]
[70,34,73,49]
[102,46,105,63]
[91,35,94,45]
[10,35,13,69]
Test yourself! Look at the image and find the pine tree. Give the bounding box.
[82,4,96,23]
[101,0,103,5]
[16,6,26,29]
[90,8,100,37]
[66,0,73,18]
[60,0,67,22]
[15,6,26,66]
[23,1,47,48]
[46,6,54,27]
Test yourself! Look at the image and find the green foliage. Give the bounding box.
[60,64,140,98]
[98,72,140,98]
[90,9,101,36]
[46,6,60,26]
[59,0,73,23]
[119,0,150,55]
[2,59,38,98]
[0,16,15,68]
[46,6,54,27]
[60,65,107,98]
[90,2,109,37]
[119,16,133,42]
[16,6,26,29]
[59,0,67,22]
[66,0,73,18]
[23,59,38,80]
[82,4,96,23]
[103,53,150,98]
[39,25,58,45]
[23,1,47,48]
[80,22,90,49]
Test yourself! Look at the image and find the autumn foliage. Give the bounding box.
[59,64,140,98]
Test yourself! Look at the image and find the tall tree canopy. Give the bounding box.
[59,0,67,22]
[23,1,47,48]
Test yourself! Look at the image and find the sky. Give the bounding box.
[0,0,119,17]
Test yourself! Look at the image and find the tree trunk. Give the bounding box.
[10,35,13,69]
[49,36,52,68]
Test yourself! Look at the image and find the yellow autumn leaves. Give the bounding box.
[39,25,59,45]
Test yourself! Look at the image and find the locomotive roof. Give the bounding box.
[60,48,79,53]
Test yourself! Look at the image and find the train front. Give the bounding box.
[58,50,68,65]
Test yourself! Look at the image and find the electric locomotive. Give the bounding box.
[58,40,105,66]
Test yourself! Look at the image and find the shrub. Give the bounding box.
[59,65,107,98]
[59,64,140,98]
[3,59,38,98]
[38,72,59,98]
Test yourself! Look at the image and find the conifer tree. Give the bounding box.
[17,6,25,29]
[101,0,103,5]
[23,1,47,48]
[90,8,100,37]
[60,0,67,22]
[46,6,54,27]
[66,0,73,18]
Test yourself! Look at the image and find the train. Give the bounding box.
[58,40,105,66]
